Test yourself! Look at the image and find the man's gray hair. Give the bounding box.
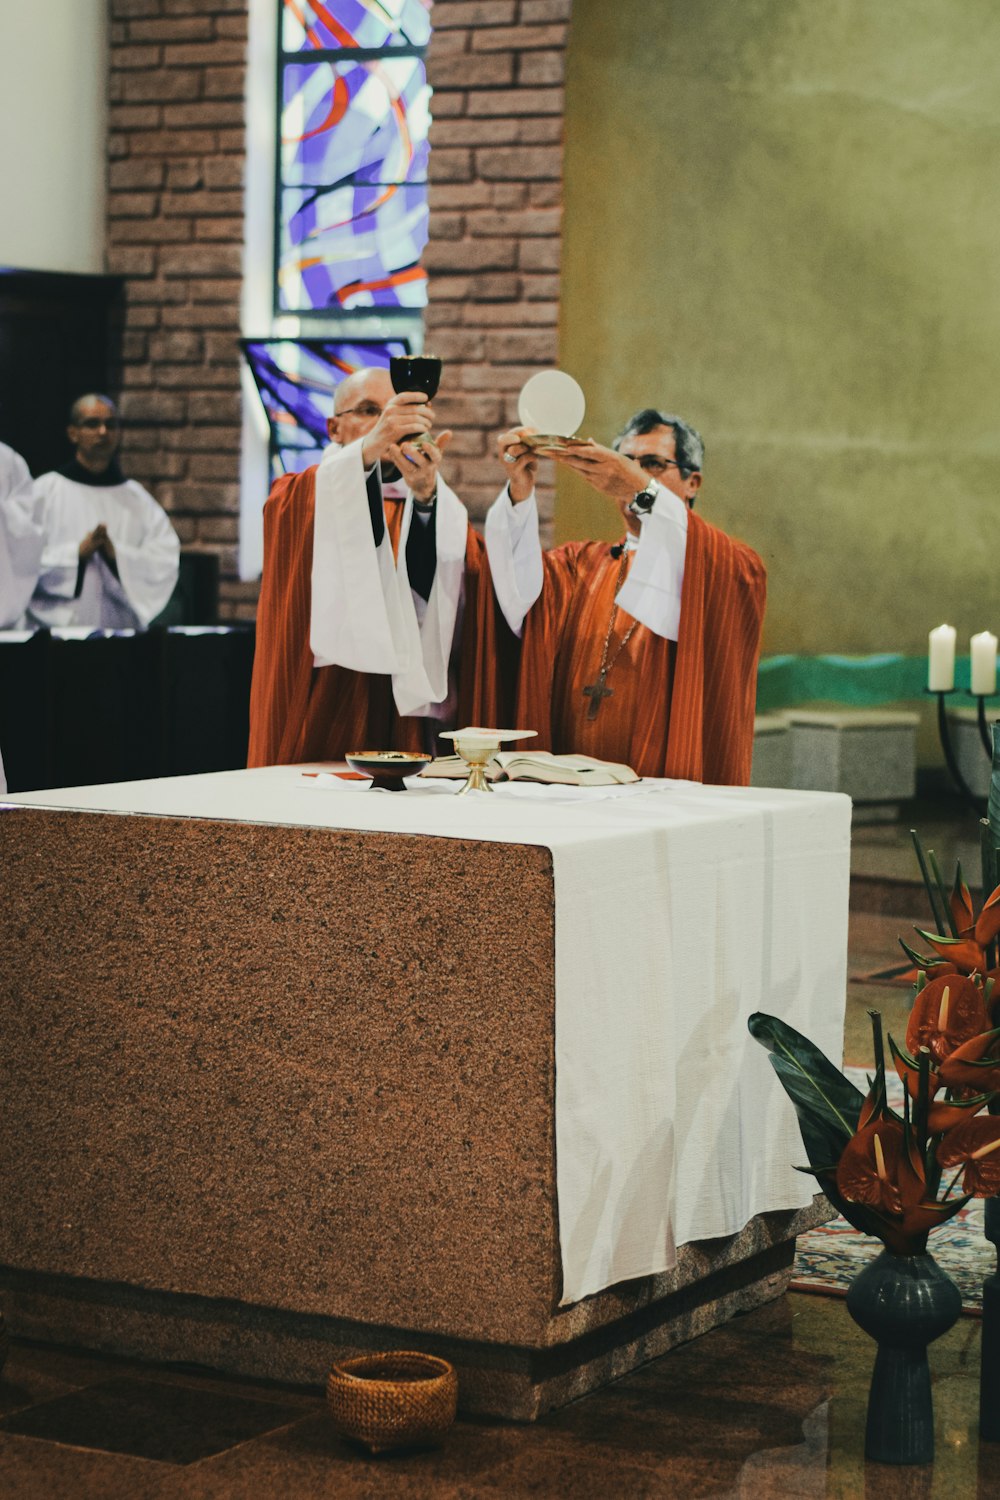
[69,393,118,425]
[613,408,704,475]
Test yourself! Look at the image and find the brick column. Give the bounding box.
[425,0,570,541]
[107,0,251,621]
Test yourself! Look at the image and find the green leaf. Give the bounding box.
[888,1032,919,1072]
[898,937,933,969]
[749,1012,867,1174]
[914,928,966,949]
[911,828,948,934]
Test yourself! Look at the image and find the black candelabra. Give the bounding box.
[931,687,995,814]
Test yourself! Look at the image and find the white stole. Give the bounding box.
[309,438,467,717]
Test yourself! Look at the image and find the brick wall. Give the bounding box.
[425,0,570,539]
[107,0,251,620]
[106,0,570,621]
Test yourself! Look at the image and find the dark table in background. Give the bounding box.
[0,626,255,793]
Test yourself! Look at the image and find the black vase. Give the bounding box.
[982,1197,1000,1442]
[846,1249,961,1465]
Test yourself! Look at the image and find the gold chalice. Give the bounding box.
[439,728,536,795]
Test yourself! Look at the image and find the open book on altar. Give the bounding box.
[422,751,640,786]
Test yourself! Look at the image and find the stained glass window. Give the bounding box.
[243,337,410,479]
[242,1,431,529]
[277,1,431,317]
[282,0,431,53]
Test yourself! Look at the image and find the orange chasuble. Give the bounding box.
[514,511,766,783]
[247,465,512,766]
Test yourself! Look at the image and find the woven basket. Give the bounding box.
[326,1350,457,1453]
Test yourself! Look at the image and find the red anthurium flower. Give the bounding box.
[905,975,989,1065]
[836,1119,924,1214]
[936,1026,1000,1090]
[857,1077,884,1130]
[927,1096,990,1133]
[936,1115,1000,1195]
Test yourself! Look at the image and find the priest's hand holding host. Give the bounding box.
[486,407,766,784]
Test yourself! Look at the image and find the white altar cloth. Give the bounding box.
[6,768,851,1305]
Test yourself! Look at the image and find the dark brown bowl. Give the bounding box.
[345,751,433,791]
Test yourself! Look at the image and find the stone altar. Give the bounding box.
[0,774,844,1419]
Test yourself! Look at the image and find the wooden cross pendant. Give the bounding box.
[583,670,613,720]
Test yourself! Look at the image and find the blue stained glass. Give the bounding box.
[278,55,430,313]
[278,181,428,312]
[282,0,431,53]
[281,59,429,189]
[244,339,409,479]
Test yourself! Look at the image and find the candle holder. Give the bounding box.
[929,687,995,815]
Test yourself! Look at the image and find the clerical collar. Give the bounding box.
[59,457,126,487]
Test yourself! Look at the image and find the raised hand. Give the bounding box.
[361,391,434,469]
[391,430,454,503]
[547,441,647,502]
[496,426,540,504]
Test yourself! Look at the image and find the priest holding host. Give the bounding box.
[485,406,767,784]
[248,365,765,786]
[247,366,512,767]
[25,394,180,632]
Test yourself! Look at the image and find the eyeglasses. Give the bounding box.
[636,455,688,477]
[334,402,383,420]
[78,417,120,431]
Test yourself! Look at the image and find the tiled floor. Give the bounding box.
[3,804,998,1498]
[1,1296,993,1498]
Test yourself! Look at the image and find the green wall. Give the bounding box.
[559,1,1000,658]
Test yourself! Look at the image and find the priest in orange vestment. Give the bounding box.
[248,368,509,766]
[485,409,766,784]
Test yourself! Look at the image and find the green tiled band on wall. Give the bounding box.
[756,656,1000,713]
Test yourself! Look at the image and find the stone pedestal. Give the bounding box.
[751,714,791,789]
[786,710,918,815]
[0,803,827,1420]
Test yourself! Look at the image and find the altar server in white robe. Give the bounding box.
[27,394,180,631]
[0,440,45,793]
[0,440,44,628]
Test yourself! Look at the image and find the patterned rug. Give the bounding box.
[790,1068,995,1315]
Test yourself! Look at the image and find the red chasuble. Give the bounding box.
[247,466,512,766]
[514,511,766,784]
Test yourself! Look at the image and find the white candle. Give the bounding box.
[971,631,998,696]
[928,624,956,692]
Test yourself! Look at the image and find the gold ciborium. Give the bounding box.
[439,728,536,795]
